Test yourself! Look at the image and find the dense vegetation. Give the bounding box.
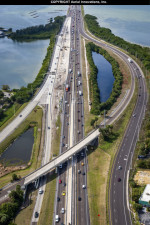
[86,42,123,115]
[0,16,65,125]
[84,14,150,71]
[9,16,65,41]
[0,185,23,225]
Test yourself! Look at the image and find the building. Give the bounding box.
[139,184,150,206]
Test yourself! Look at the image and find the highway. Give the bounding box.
[0,5,147,225]
[78,6,148,225]
[109,62,147,224]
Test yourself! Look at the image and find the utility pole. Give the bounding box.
[104,109,106,128]
[13,104,15,116]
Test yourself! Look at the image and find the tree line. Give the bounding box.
[86,42,123,115]
[0,185,23,225]
[84,14,150,72]
[9,16,65,41]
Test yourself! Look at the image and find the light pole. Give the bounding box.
[13,104,15,116]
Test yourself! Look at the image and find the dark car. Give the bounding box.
[118,178,121,182]
[63,182,66,187]
[57,197,60,202]
[78,197,81,201]
[34,212,39,218]
[19,114,22,117]
[82,172,85,175]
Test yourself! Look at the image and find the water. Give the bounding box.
[92,51,114,103]
[0,128,34,165]
[0,5,67,89]
[84,5,150,47]
[0,38,49,89]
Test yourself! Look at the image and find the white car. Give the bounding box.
[39,189,43,194]
[61,208,65,214]
[82,185,86,189]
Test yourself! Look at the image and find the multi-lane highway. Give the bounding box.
[78,6,147,225]
[0,5,147,225]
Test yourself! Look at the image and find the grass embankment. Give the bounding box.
[0,106,43,188]
[15,189,38,225]
[87,78,138,225]
[38,173,57,225]
[51,114,61,157]
[81,37,102,135]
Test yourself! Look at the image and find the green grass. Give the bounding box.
[0,106,43,188]
[86,77,138,225]
[15,189,38,225]
[51,113,61,157]
[38,172,56,225]
[87,147,110,225]
[0,102,28,131]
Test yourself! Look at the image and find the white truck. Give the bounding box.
[78,80,81,86]
[79,90,82,96]
[55,215,59,222]
[128,57,132,63]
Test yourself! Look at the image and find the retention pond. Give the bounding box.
[0,128,34,166]
[92,51,115,102]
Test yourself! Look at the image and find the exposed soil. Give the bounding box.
[134,170,150,185]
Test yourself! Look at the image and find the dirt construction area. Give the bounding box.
[134,170,150,185]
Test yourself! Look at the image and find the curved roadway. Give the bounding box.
[79,8,147,225]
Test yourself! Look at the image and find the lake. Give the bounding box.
[92,51,114,103]
[84,5,150,47]
[0,5,67,89]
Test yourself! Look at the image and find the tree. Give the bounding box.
[90,119,95,127]
[0,109,4,118]
[2,85,10,91]
[0,90,4,98]
[11,174,19,182]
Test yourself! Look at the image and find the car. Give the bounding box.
[34,212,39,218]
[82,185,86,189]
[57,197,60,202]
[49,93,51,95]
[81,162,84,166]
[77,130,80,134]
[63,135,65,139]
[59,179,62,184]
[19,114,22,117]
[118,178,121,182]
[133,114,136,117]
[39,189,43,194]
[48,126,50,129]
[118,166,122,170]
[63,182,66,187]
[61,208,65,214]
[82,172,85,175]
[59,164,62,169]
[78,197,81,201]
[65,144,68,148]
[78,170,81,174]
[62,191,66,196]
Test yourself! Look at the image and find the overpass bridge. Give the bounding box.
[24,128,99,185]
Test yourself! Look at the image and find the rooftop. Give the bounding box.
[139,184,150,203]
